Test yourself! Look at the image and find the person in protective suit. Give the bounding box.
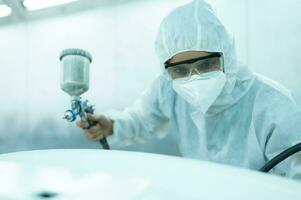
[77,0,301,179]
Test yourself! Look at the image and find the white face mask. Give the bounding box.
[172,71,227,114]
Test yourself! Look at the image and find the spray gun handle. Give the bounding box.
[68,98,110,150]
[99,137,110,150]
[86,119,110,150]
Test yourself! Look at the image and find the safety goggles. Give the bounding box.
[164,53,224,80]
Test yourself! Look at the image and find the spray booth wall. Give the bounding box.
[0,0,300,155]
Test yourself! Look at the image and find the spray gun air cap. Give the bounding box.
[60,48,93,97]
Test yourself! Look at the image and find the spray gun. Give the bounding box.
[59,48,110,149]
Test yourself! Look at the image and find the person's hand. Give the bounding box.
[76,114,114,141]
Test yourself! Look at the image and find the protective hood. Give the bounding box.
[155,0,255,114]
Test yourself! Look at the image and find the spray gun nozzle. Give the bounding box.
[63,110,77,122]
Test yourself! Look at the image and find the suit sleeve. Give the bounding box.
[106,74,174,147]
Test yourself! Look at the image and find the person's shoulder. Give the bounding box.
[253,73,299,113]
[254,73,293,99]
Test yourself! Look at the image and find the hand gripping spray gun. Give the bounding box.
[59,48,110,149]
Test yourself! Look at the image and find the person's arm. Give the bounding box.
[106,74,174,147]
[77,74,174,147]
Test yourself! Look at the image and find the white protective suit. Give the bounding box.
[107,0,301,178]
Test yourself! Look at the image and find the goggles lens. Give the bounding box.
[166,54,223,80]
